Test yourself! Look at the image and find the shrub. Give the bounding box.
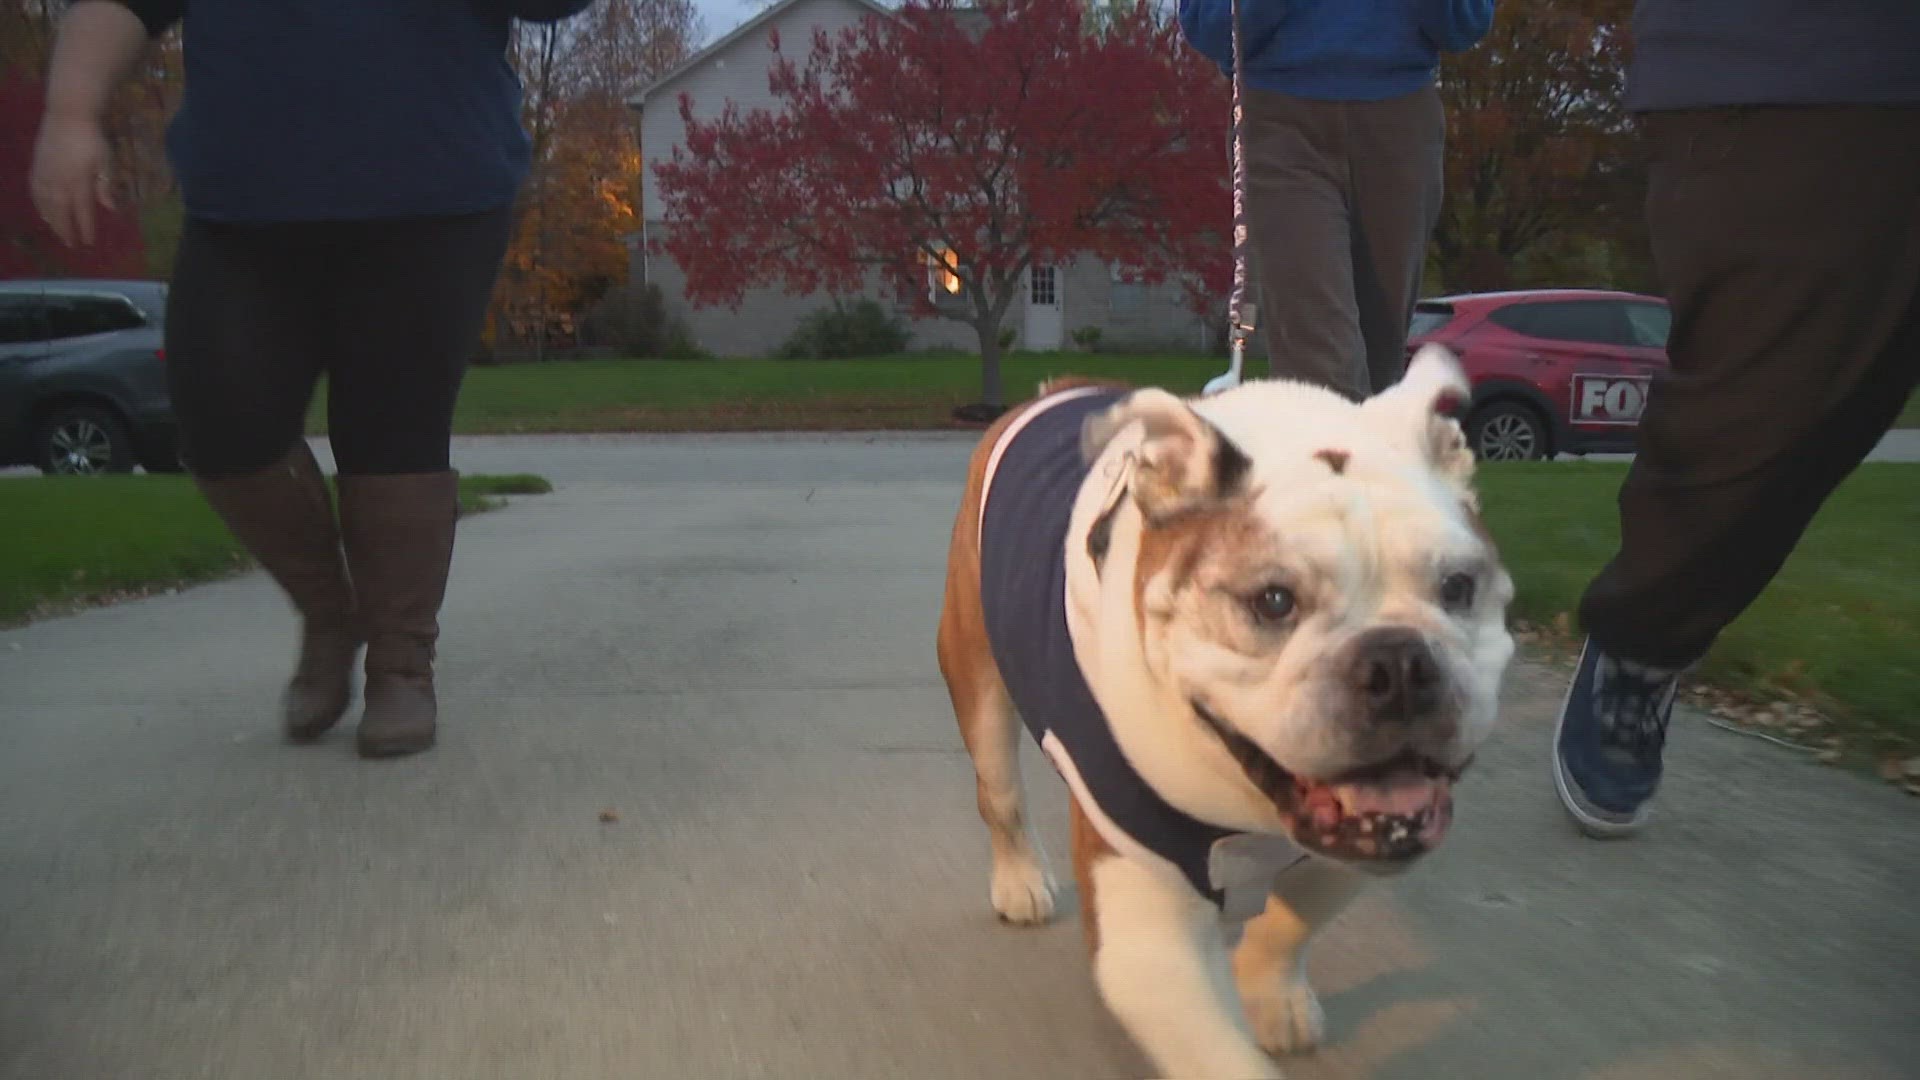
[999,324,1016,351]
[1072,325,1103,352]
[778,298,912,359]
[576,283,705,359]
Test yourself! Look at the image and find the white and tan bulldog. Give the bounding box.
[935,345,1515,1079]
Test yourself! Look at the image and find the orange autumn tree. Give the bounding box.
[1432,0,1639,293]
[491,0,699,357]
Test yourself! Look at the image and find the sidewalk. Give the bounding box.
[3,443,1915,1080]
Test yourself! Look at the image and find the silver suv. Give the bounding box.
[0,279,179,475]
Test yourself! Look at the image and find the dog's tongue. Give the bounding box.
[1330,775,1454,843]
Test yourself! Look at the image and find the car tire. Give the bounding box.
[1466,400,1551,462]
[35,405,137,476]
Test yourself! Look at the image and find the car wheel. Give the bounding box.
[1467,401,1551,462]
[35,406,136,476]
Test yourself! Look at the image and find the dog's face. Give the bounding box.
[1081,347,1514,872]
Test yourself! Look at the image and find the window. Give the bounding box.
[1623,301,1671,348]
[1030,265,1057,306]
[1408,301,1454,338]
[0,295,46,345]
[42,294,146,340]
[1487,300,1635,347]
[924,244,962,301]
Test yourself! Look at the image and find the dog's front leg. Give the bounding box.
[1087,855,1283,1080]
[1232,856,1370,1056]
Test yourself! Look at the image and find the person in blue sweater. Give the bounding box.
[30,0,593,759]
[1178,0,1494,400]
[1552,0,1920,839]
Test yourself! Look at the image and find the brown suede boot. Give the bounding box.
[337,471,459,759]
[193,443,362,742]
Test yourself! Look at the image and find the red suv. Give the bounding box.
[1406,289,1670,460]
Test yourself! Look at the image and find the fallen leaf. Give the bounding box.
[598,809,619,824]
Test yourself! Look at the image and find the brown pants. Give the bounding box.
[1579,106,1920,666]
[1243,85,1446,400]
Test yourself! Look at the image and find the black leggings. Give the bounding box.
[164,207,514,478]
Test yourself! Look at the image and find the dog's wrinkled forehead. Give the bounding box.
[1082,346,1485,569]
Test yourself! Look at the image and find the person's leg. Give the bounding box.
[322,206,514,758]
[1346,86,1446,394]
[1554,105,1920,837]
[164,218,361,741]
[1242,88,1370,400]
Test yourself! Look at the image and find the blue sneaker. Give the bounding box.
[1552,638,1682,838]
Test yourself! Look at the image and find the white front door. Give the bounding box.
[1023,264,1063,351]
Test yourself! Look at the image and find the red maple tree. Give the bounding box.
[651,0,1230,405]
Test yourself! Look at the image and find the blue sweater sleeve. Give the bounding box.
[1178,0,1288,72]
[1419,0,1495,52]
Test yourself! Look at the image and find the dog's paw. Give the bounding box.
[1243,976,1324,1056]
[989,862,1055,926]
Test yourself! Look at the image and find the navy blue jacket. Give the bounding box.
[1624,0,1920,111]
[1178,0,1495,101]
[115,0,591,222]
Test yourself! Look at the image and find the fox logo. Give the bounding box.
[1573,375,1650,424]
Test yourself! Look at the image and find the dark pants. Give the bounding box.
[164,207,515,479]
[1243,85,1446,400]
[1580,106,1920,668]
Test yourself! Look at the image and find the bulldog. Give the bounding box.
[934,346,1515,1079]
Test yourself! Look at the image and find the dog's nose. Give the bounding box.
[1350,628,1443,721]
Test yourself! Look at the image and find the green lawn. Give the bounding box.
[306,353,1254,435]
[0,473,550,626]
[1477,461,1919,760]
[304,353,1918,437]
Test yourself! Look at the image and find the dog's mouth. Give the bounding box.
[1192,701,1467,865]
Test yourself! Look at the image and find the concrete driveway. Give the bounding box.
[3,435,1917,1080]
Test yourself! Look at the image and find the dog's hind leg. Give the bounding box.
[1232,856,1369,1056]
[937,598,1054,925]
[937,422,1055,927]
[949,661,1055,926]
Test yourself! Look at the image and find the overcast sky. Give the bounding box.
[691,0,768,46]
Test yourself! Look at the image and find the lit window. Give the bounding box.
[925,244,962,300]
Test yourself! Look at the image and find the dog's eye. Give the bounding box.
[1247,585,1297,624]
[1440,572,1477,610]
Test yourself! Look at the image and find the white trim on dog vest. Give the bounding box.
[977,384,1108,550]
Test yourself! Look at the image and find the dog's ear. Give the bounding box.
[1366,344,1477,489]
[1082,388,1251,524]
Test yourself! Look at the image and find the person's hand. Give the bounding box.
[30,113,116,248]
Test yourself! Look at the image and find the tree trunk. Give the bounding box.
[974,317,1004,407]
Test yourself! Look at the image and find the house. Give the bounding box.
[627,0,1214,358]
